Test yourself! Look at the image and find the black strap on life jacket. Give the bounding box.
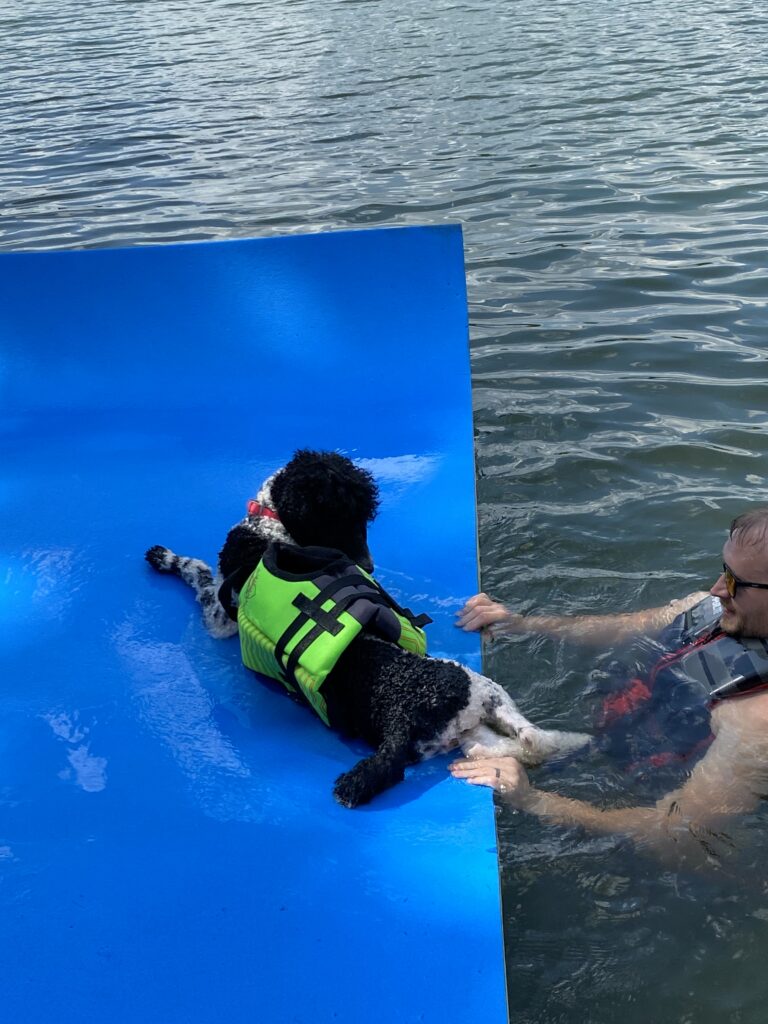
[364,575,433,629]
[273,575,363,676]
[265,545,433,687]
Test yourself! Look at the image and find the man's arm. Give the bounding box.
[456,590,710,646]
[450,728,762,860]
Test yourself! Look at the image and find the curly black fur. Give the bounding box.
[146,448,590,807]
[269,448,379,571]
[325,640,472,807]
[218,523,276,582]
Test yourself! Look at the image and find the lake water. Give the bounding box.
[6,0,768,1019]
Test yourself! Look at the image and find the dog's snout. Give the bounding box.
[350,537,374,574]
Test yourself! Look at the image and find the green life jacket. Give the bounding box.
[237,543,432,726]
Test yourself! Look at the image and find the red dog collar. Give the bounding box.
[247,499,280,521]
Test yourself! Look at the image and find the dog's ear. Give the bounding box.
[218,524,270,580]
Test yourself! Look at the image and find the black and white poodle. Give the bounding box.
[145,449,588,807]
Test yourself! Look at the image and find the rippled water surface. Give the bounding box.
[6,0,768,1019]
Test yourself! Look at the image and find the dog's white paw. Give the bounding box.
[463,737,527,760]
[145,545,176,572]
[518,726,591,765]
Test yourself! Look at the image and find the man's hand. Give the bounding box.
[455,593,521,634]
[449,756,532,808]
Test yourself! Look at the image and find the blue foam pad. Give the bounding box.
[0,225,506,1023]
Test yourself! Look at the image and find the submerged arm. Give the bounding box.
[456,590,709,646]
[452,723,764,860]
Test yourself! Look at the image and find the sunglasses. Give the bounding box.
[722,561,768,598]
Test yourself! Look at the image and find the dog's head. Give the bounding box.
[268,449,380,572]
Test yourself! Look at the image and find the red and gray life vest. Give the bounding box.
[603,595,768,722]
[598,595,768,781]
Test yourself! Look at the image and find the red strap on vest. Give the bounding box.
[599,677,652,727]
[600,628,717,726]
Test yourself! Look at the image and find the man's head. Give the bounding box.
[712,508,768,637]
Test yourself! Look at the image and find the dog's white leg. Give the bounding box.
[145,545,238,639]
[460,724,528,760]
[516,725,592,764]
[466,670,537,735]
[468,670,591,766]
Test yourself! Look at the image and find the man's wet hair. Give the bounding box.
[730,507,768,548]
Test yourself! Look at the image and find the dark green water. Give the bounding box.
[7,0,768,1018]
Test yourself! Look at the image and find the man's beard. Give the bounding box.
[719,608,740,635]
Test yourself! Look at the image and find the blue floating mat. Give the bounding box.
[0,225,507,1023]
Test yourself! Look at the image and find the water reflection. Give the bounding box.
[499,817,768,1024]
[44,710,108,793]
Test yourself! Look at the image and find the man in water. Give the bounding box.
[451,508,768,863]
